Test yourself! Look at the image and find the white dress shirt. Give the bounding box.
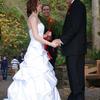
[71,0,75,4]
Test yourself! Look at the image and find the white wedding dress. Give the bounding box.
[6,23,61,100]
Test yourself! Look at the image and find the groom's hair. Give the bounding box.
[27,0,38,17]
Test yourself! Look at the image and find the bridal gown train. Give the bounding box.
[6,23,61,100]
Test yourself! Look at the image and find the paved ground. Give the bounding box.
[0,76,100,100]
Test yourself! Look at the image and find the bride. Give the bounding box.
[6,0,61,100]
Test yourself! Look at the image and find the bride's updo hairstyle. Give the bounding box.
[27,0,38,17]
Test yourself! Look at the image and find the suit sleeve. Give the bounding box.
[60,5,85,45]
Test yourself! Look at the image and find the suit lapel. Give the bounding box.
[67,0,77,15]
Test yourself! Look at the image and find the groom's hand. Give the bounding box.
[52,39,63,47]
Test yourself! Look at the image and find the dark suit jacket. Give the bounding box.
[60,0,87,56]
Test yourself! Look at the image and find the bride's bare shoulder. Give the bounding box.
[28,14,37,23]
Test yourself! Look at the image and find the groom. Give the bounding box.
[54,0,87,100]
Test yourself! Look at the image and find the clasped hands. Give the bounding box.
[43,31,62,48]
[51,39,62,48]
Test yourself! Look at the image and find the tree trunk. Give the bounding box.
[92,0,100,50]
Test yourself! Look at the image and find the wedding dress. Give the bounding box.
[6,23,61,100]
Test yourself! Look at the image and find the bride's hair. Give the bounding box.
[27,0,38,17]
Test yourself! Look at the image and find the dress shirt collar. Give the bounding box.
[71,0,75,4]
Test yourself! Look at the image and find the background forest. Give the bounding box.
[0,0,100,65]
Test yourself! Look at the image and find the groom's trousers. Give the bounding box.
[66,55,85,100]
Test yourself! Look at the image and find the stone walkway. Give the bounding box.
[0,76,100,100]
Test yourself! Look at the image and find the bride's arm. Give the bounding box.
[28,16,56,47]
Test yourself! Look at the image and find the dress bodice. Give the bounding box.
[29,23,44,41]
[28,23,45,49]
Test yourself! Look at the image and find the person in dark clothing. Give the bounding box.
[53,0,87,100]
[1,56,8,80]
[40,4,60,70]
[18,52,24,63]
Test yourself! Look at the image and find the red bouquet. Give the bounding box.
[43,17,56,60]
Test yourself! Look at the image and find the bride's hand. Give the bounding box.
[50,41,58,48]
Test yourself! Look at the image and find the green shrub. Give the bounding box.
[56,48,65,66]
[90,49,100,60]
[0,3,29,59]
